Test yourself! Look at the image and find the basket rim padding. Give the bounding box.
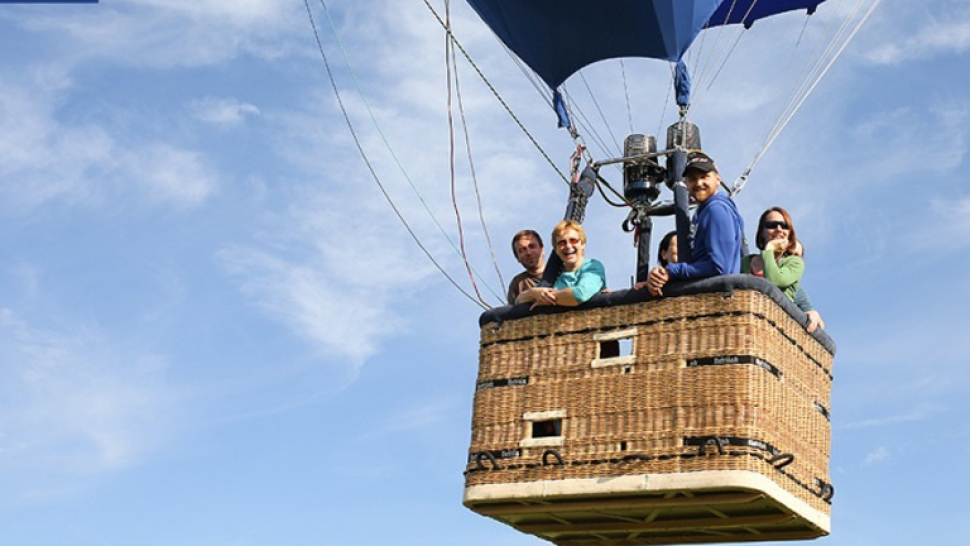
[479,274,835,355]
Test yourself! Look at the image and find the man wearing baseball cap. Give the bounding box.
[645,151,744,296]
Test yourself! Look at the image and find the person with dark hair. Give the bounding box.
[657,230,678,267]
[645,152,744,296]
[517,220,606,308]
[633,231,677,291]
[507,229,545,305]
[743,207,803,302]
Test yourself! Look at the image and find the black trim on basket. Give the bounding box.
[542,450,564,466]
[769,453,795,469]
[475,377,529,391]
[474,451,503,471]
[813,401,831,421]
[816,478,836,501]
[686,355,782,378]
[684,436,783,458]
[468,448,520,464]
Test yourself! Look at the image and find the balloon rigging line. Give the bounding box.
[451,49,507,297]
[620,60,635,135]
[691,0,761,111]
[315,0,506,303]
[303,0,487,309]
[753,0,870,174]
[562,83,621,166]
[655,63,676,148]
[579,71,623,155]
[445,0,493,308]
[419,0,571,186]
[692,0,744,96]
[734,0,884,195]
[770,0,868,141]
[748,11,824,156]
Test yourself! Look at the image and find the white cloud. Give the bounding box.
[864,4,970,65]
[190,96,261,126]
[0,75,218,208]
[0,308,177,474]
[218,243,412,369]
[119,143,219,206]
[863,445,890,465]
[13,0,305,68]
[839,404,944,431]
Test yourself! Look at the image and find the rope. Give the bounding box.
[562,84,619,165]
[444,0,492,308]
[620,60,635,134]
[691,0,761,111]
[579,71,622,154]
[419,0,570,186]
[453,51,507,296]
[303,0,486,309]
[654,63,676,147]
[316,0,504,302]
[733,0,884,195]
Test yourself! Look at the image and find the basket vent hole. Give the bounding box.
[532,419,562,438]
[599,338,633,359]
[623,364,632,374]
[620,441,628,451]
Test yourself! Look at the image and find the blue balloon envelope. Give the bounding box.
[464,0,826,90]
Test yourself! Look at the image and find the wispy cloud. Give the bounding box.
[863,445,890,466]
[190,96,261,126]
[839,404,944,431]
[863,2,970,65]
[0,74,219,209]
[0,308,178,475]
[12,1,305,68]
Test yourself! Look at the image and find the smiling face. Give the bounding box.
[554,228,585,271]
[762,211,790,245]
[513,235,544,272]
[755,207,797,253]
[684,169,720,203]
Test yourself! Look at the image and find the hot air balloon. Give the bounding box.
[460,1,839,544]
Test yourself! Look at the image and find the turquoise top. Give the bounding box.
[554,258,607,304]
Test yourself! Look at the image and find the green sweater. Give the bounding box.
[741,250,804,301]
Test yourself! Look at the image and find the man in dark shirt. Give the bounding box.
[507,229,546,305]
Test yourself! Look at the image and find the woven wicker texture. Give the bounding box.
[467,289,835,523]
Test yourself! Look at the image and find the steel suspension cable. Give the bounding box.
[620,60,635,134]
[419,0,570,186]
[579,71,622,155]
[316,0,504,302]
[733,0,884,195]
[444,0,492,308]
[303,0,486,309]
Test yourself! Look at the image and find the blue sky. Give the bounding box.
[0,1,968,545]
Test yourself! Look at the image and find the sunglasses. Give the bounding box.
[764,221,789,230]
[555,237,582,248]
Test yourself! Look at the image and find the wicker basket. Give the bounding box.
[465,281,835,545]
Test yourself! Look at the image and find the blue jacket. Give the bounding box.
[666,192,744,280]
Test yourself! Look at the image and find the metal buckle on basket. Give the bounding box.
[474,451,502,471]
[541,449,564,466]
[699,436,726,456]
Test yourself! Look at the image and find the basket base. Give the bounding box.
[464,470,829,545]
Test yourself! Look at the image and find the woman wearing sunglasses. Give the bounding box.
[516,220,606,309]
[743,207,804,302]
